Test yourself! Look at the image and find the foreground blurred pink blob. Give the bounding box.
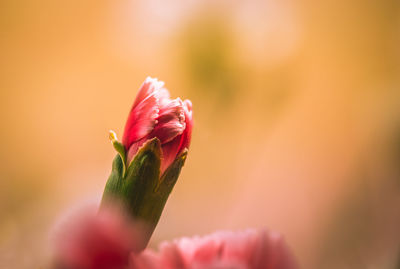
[131,230,298,269]
[53,207,297,269]
[122,77,193,173]
[53,205,144,269]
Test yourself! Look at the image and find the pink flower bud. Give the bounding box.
[122,77,193,174]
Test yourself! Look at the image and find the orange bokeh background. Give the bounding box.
[1,0,400,268]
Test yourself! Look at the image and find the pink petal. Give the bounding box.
[151,98,186,144]
[178,100,193,152]
[158,100,192,174]
[159,136,182,174]
[126,137,148,165]
[130,251,160,269]
[132,77,169,109]
[158,242,187,269]
[191,238,223,264]
[122,93,159,149]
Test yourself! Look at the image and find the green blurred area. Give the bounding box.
[0,0,400,268]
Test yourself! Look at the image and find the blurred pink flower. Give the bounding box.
[53,205,144,269]
[130,230,298,269]
[122,77,193,173]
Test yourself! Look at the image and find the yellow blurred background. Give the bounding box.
[1,0,400,268]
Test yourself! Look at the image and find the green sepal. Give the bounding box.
[156,149,188,193]
[112,140,126,176]
[127,148,188,247]
[109,131,127,177]
[101,138,189,249]
[121,138,162,220]
[100,154,124,207]
[101,138,161,209]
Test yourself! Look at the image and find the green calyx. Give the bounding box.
[108,130,127,176]
[101,133,188,249]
